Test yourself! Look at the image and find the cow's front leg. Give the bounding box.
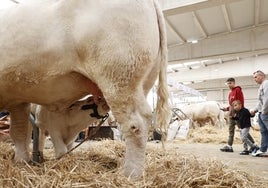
[49,132,68,159]
[112,94,151,178]
[9,103,32,162]
[122,124,148,178]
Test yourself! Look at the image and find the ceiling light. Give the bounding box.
[191,40,198,44]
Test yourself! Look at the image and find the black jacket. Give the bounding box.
[235,108,252,129]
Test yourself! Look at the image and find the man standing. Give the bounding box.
[251,70,268,156]
[220,78,245,152]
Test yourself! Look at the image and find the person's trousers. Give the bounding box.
[228,118,237,146]
[258,113,268,152]
[227,118,254,146]
[240,127,255,150]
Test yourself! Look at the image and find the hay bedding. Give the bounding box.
[0,140,266,188]
[185,125,261,145]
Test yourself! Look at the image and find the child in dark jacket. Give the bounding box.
[232,100,259,155]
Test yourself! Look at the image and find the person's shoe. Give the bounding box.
[250,146,260,154]
[252,149,264,157]
[220,145,233,152]
[262,152,268,157]
[239,150,249,155]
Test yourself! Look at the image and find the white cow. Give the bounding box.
[180,101,225,128]
[31,96,109,159]
[0,0,170,178]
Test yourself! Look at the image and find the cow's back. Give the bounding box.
[0,0,161,109]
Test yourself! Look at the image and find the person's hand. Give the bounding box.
[250,109,256,116]
[220,107,226,111]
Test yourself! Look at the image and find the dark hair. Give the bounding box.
[232,100,241,105]
[253,70,266,77]
[226,77,235,82]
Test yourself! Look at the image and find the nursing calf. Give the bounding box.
[31,96,109,159]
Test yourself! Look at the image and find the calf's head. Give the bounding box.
[68,96,110,120]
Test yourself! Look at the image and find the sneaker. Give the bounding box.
[250,146,260,154]
[252,149,264,157]
[220,145,234,152]
[261,152,268,157]
[239,150,249,155]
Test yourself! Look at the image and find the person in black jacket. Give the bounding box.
[232,100,259,155]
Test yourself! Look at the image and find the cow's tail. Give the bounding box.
[153,0,171,135]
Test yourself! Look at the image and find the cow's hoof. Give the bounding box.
[122,165,144,179]
[14,155,30,163]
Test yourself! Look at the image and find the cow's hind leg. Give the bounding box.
[38,129,47,159]
[9,103,32,162]
[109,91,152,178]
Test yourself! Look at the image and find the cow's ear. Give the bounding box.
[68,102,80,110]
[68,103,75,110]
[86,96,94,104]
[81,104,95,111]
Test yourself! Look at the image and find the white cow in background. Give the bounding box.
[31,96,109,159]
[0,0,170,178]
[180,101,225,128]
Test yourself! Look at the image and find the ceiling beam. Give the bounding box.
[165,18,186,44]
[168,22,268,47]
[169,48,268,64]
[168,23,268,64]
[192,11,208,38]
[254,0,260,26]
[221,4,232,32]
[200,61,207,67]
[163,0,243,17]
[9,0,19,3]
[168,56,268,82]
